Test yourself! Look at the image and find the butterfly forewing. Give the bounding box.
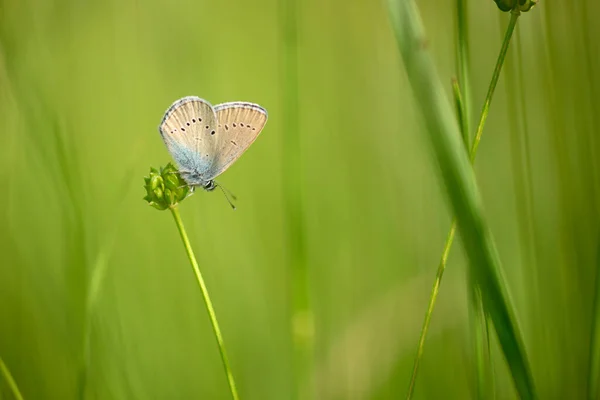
[205,102,268,179]
[159,96,220,177]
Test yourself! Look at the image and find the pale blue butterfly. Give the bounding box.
[159,96,268,204]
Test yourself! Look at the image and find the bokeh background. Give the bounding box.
[1,0,599,399]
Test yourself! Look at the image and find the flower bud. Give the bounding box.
[494,0,538,12]
[143,163,192,210]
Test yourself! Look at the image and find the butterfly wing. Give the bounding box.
[158,96,220,180]
[204,102,268,180]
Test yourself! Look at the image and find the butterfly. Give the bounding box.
[158,96,268,205]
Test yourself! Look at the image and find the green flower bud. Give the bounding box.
[143,163,192,210]
[494,0,514,12]
[518,0,537,12]
[494,0,538,12]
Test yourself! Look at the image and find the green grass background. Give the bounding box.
[0,0,599,399]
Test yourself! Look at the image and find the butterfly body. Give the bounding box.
[158,96,268,190]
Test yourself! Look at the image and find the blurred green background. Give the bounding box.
[1,0,599,399]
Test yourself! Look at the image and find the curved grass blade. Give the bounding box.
[386,1,536,398]
[0,356,24,400]
[588,232,600,399]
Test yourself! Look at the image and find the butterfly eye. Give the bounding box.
[192,119,196,123]
[225,125,229,130]
[211,131,215,135]
[240,123,244,127]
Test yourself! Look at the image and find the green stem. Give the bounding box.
[452,78,468,150]
[485,310,495,398]
[279,0,312,397]
[406,223,456,398]
[455,0,472,147]
[589,233,600,400]
[0,356,24,400]
[170,206,239,400]
[470,283,492,399]
[405,9,520,399]
[470,9,520,163]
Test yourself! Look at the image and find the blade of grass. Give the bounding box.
[79,167,138,399]
[471,10,519,163]
[458,9,494,387]
[588,231,600,399]
[458,78,494,399]
[387,1,535,398]
[455,0,472,147]
[470,283,493,399]
[406,6,519,398]
[279,0,312,398]
[451,78,468,151]
[0,356,24,400]
[504,24,546,390]
[170,206,239,400]
[456,4,494,391]
[406,223,456,398]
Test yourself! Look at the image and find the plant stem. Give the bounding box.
[452,78,468,150]
[0,356,24,400]
[455,0,472,147]
[279,0,312,397]
[170,206,239,400]
[470,9,520,163]
[589,233,600,400]
[405,9,520,399]
[470,282,491,399]
[406,223,456,398]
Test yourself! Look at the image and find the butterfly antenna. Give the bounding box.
[214,181,237,210]
[216,182,237,201]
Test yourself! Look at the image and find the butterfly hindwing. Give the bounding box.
[205,102,268,179]
[158,96,220,177]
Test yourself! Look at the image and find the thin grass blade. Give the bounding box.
[386,1,536,398]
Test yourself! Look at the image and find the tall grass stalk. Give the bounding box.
[405,7,520,399]
[0,356,24,400]
[505,26,544,387]
[457,1,494,396]
[590,235,600,400]
[470,284,493,399]
[579,1,600,395]
[279,0,312,397]
[578,0,600,207]
[170,206,239,400]
[406,223,456,398]
[455,0,472,147]
[387,1,536,398]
